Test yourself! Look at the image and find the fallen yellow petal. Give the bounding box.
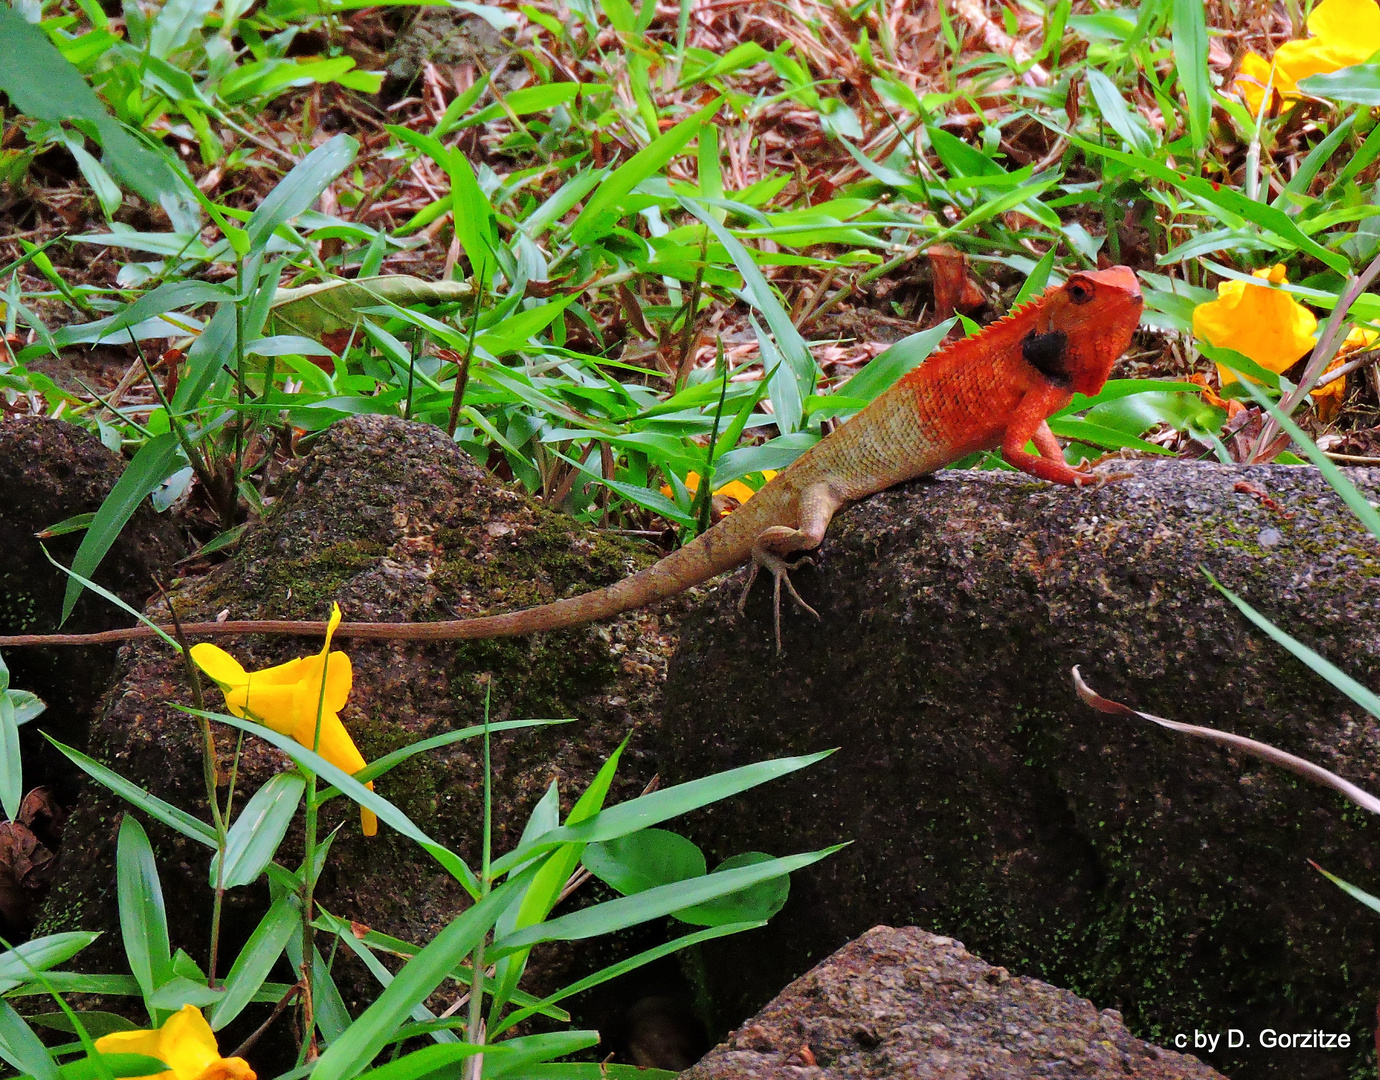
[191,604,375,836]
[1193,266,1317,385]
[95,1005,256,1080]
[1236,0,1380,112]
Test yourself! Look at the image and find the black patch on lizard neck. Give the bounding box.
[1022,329,1071,387]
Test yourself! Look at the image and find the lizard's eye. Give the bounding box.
[1067,280,1094,305]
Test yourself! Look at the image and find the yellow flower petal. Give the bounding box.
[312,712,377,837]
[156,1006,220,1080]
[94,1026,168,1065]
[94,1006,256,1080]
[1192,267,1317,385]
[1274,35,1360,82]
[195,1060,257,1080]
[1239,0,1380,112]
[189,644,248,698]
[1235,52,1297,114]
[237,681,301,735]
[714,480,757,503]
[191,606,372,836]
[1307,0,1380,59]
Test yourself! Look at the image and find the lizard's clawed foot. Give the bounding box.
[1074,465,1133,490]
[745,552,818,653]
[737,554,820,651]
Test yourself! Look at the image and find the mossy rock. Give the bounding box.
[656,461,1380,1080]
[38,415,683,1058]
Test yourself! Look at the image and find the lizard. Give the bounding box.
[0,265,1143,652]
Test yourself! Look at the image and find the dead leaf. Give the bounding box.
[928,244,984,323]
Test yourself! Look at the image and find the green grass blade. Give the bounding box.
[446,150,497,283]
[1086,69,1153,154]
[208,895,298,1030]
[245,133,356,252]
[1233,375,1380,539]
[311,869,535,1080]
[211,773,305,890]
[344,718,571,787]
[1065,131,1350,274]
[1299,65,1380,105]
[1206,572,1380,722]
[1169,0,1210,151]
[1312,863,1380,914]
[490,750,833,876]
[178,708,481,897]
[489,920,759,1037]
[0,934,100,994]
[484,1032,599,1076]
[354,1044,495,1080]
[170,302,236,413]
[0,1001,59,1080]
[0,6,194,225]
[0,692,19,822]
[45,735,217,847]
[1012,250,1057,308]
[61,433,183,623]
[683,199,816,425]
[571,98,721,243]
[494,847,841,951]
[115,816,172,1008]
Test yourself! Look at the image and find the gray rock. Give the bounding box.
[387,8,508,84]
[681,925,1224,1079]
[38,415,681,1053]
[0,416,185,742]
[656,461,1380,1080]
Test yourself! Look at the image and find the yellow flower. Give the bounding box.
[1235,0,1380,114]
[1311,325,1377,421]
[191,604,377,837]
[660,470,778,515]
[94,1005,255,1080]
[1192,264,1317,386]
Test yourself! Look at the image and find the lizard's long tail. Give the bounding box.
[0,490,777,646]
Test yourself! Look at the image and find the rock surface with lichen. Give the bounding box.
[37,414,682,1057]
[681,925,1225,1079]
[656,461,1380,1080]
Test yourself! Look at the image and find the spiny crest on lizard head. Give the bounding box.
[926,266,1142,398]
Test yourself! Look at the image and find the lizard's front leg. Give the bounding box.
[737,481,843,651]
[1003,387,1128,487]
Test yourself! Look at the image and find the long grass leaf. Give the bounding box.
[0,1002,59,1080]
[572,98,721,243]
[61,433,184,623]
[1204,571,1380,722]
[311,869,535,1080]
[1065,132,1350,274]
[177,709,481,896]
[208,895,298,1030]
[1169,0,1210,151]
[494,848,840,951]
[44,736,216,846]
[115,817,172,1007]
[245,134,356,251]
[490,751,833,876]
[1232,375,1380,538]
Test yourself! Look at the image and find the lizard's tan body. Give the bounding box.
[0,267,1143,649]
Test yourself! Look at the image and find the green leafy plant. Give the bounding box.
[1,607,835,1078]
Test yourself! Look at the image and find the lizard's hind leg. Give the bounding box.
[737,482,843,651]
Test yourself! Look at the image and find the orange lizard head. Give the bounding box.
[1022,266,1143,397]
